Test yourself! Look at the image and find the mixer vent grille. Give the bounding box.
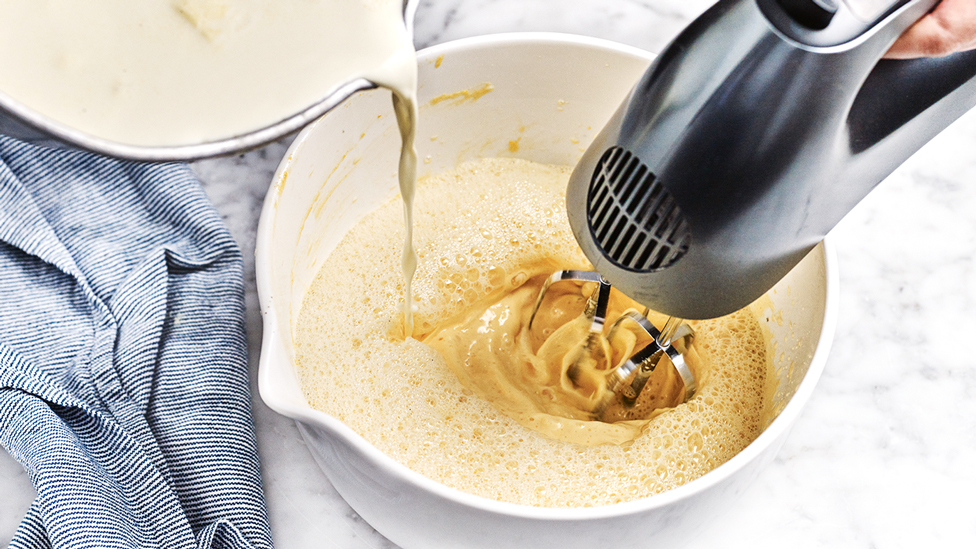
[587,146,690,272]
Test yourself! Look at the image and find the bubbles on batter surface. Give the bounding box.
[294,157,771,508]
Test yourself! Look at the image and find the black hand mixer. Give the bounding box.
[533,0,976,419]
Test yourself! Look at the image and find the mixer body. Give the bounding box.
[567,0,976,319]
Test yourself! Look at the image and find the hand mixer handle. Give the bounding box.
[566,0,976,320]
[846,51,976,170]
[805,2,976,245]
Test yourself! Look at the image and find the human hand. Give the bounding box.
[886,0,976,58]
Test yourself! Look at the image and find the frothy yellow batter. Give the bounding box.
[295,157,770,507]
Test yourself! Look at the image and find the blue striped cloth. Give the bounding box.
[0,135,273,549]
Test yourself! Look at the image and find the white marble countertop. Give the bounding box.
[3,0,976,547]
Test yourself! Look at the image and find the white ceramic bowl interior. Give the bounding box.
[256,33,839,549]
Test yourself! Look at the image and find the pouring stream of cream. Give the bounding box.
[0,0,422,333]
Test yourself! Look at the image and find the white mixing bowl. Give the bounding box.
[256,32,838,549]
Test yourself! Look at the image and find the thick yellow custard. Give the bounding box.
[295,157,770,507]
[424,273,704,446]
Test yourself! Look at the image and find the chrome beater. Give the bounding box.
[527,270,697,422]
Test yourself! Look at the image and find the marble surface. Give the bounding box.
[3,0,976,547]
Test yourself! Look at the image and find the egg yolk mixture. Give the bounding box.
[295,157,770,507]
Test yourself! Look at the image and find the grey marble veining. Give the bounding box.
[3,1,976,548]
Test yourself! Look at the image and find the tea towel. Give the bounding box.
[0,135,273,549]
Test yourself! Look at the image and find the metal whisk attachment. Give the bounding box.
[528,271,611,381]
[527,270,697,422]
[599,312,696,422]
